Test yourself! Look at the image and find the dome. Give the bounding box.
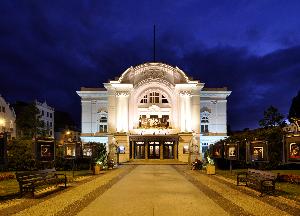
[117,62,192,86]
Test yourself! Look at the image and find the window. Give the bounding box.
[183,145,189,154]
[42,110,44,116]
[50,122,52,127]
[161,95,168,103]
[47,112,49,117]
[202,143,209,153]
[99,114,108,133]
[2,106,5,113]
[140,95,148,103]
[118,146,125,154]
[50,113,52,118]
[99,125,107,133]
[201,111,210,133]
[201,125,209,133]
[150,92,159,103]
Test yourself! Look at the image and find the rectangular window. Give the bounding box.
[99,125,107,133]
[201,125,209,133]
[2,106,5,113]
[42,110,44,116]
[50,122,52,127]
[183,145,189,154]
[50,113,52,118]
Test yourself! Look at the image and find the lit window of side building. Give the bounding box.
[77,62,231,162]
[35,100,55,138]
[0,95,16,139]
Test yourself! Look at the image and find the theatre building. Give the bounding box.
[77,62,231,162]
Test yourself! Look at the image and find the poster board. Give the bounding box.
[285,134,300,163]
[247,141,268,162]
[212,142,223,158]
[224,143,239,160]
[36,140,55,161]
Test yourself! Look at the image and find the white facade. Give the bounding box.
[35,100,54,138]
[0,95,16,138]
[77,62,231,162]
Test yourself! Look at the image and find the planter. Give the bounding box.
[206,164,215,175]
[93,164,101,175]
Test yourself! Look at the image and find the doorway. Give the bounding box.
[148,141,160,159]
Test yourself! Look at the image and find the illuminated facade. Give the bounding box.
[77,62,231,162]
[0,95,16,139]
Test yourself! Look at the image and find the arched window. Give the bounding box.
[98,112,108,133]
[139,91,169,104]
[150,92,159,103]
[200,111,210,133]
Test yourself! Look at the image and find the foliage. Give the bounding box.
[288,90,300,121]
[215,127,284,169]
[259,106,285,128]
[90,142,107,165]
[14,102,44,139]
[7,139,35,170]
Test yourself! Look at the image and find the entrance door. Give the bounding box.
[148,141,160,159]
[163,141,174,159]
[135,142,145,159]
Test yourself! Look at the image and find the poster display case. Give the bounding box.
[36,139,55,161]
[284,134,300,163]
[246,141,268,162]
[224,142,239,160]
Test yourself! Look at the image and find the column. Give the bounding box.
[131,141,135,159]
[174,142,178,160]
[160,142,163,160]
[116,91,129,132]
[145,142,148,159]
[185,94,192,132]
[180,93,185,132]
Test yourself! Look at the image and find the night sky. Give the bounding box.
[1,0,300,131]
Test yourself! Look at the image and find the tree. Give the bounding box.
[14,102,43,139]
[259,106,285,128]
[288,90,300,121]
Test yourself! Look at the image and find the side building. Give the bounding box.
[77,62,231,162]
[0,95,16,139]
[35,100,55,138]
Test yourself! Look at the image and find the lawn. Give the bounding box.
[0,170,93,197]
[216,169,300,201]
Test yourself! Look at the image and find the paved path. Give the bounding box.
[78,165,228,216]
[1,165,299,216]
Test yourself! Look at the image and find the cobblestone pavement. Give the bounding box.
[0,165,299,216]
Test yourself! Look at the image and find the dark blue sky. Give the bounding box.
[1,0,300,130]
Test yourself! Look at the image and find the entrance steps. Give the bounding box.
[121,159,188,165]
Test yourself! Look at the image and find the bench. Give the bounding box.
[16,168,67,197]
[237,169,277,195]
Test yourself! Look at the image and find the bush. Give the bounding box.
[7,139,35,170]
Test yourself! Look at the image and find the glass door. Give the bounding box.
[135,142,145,159]
[148,141,160,159]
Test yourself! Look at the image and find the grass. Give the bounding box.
[0,170,93,197]
[216,169,300,201]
